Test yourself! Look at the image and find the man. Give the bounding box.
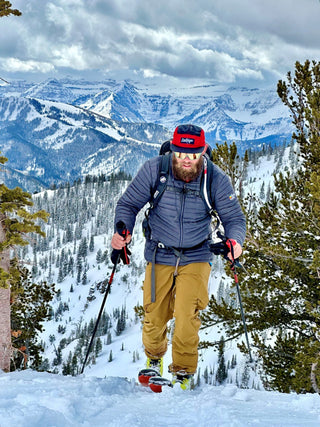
[111,124,246,389]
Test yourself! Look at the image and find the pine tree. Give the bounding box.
[71,353,78,376]
[202,60,320,394]
[95,337,102,358]
[82,270,87,286]
[211,141,248,198]
[57,265,64,283]
[10,265,55,370]
[107,331,112,345]
[89,235,94,252]
[241,364,250,389]
[96,248,102,263]
[231,354,237,369]
[0,153,49,371]
[0,1,21,18]
[116,318,122,336]
[216,336,227,385]
[203,366,209,384]
[65,224,73,243]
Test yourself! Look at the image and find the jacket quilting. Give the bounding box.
[115,155,246,266]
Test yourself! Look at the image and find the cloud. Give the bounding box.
[0,0,320,84]
[4,58,54,73]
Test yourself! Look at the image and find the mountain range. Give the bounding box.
[0,77,293,191]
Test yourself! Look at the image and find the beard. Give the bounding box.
[172,156,203,182]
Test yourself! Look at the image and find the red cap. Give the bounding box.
[171,124,205,153]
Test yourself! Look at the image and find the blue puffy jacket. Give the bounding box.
[114,155,246,266]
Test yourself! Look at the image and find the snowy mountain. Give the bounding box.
[3,145,313,426]
[26,175,245,384]
[24,78,75,104]
[19,143,293,386]
[1,78,316,426]
[0,95,169,191]
[0,77,293,191]
[83,82,292,149]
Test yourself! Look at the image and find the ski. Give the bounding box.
[138,368,173,393]
[138,368,159,387]
[148,376,173,393]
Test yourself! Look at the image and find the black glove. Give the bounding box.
[209,241,228,256]
[111,246,131,265]
[111,221,131,265]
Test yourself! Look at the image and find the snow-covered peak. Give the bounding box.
[24,78,75,103]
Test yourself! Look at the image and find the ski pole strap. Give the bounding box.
[226,238,237,268]
[226,239,236,258]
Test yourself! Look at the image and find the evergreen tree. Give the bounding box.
[107,331,112,345]
[203,366,209,384]
[78,237,88,258]
[202,60,320,394]
[211,141,249,198]
[96,248,102,263]
[57,265,64,283]
[0,1,21,17]
[231,354,237,369]
[0,153,49,371]
[89,235,94,252]
[216,336,227,384]
[65,224,73,243]
[71,353,78,376]
[241,364,250,389]
[53,347,62,366]
[95,337,102,358]
[10,265,55,370]
[116,318,122,336]
[82,270,87,286]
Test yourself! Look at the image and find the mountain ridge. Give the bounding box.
[0,77,293,191]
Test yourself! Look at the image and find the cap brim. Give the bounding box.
[171,144,204,154]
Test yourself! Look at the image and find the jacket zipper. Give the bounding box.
[179,184,187,247]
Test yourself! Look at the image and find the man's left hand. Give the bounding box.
[226,239,242,260]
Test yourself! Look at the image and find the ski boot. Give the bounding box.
[172,373,194,390]
[138,357,163,387]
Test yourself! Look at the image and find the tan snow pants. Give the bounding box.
[142,262,211,374]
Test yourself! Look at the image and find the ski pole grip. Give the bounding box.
[116,221,128,238]
[114,221,130,265]
[226,239,236,260]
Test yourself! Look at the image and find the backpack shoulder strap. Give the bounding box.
[200,155,214,213]
[201,156,222,229]
[150,153,171,209]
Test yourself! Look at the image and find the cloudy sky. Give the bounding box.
[1,0,320,87]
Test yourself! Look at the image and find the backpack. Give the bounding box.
[142,140,219,240]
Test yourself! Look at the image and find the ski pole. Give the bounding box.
[81,221,129,374]
[225,239,253,363]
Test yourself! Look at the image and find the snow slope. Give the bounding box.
[0,144,313,427]
[0,370,319,427]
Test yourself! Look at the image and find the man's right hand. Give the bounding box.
[111,232,132,250]
[110,232,132,264]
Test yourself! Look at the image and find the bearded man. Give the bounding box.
[111,124,246,389]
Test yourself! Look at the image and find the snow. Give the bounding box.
[3,202,319,427]
[1,369,319,426]
[1,141,314,426]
